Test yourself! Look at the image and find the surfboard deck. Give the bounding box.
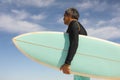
[12,32,120,80]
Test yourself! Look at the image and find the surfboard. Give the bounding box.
[12,32,120,80]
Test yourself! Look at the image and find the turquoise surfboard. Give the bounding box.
[12,32,120,80]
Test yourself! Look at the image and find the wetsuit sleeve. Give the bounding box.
[65,22,79,65]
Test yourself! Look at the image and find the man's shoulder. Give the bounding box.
[69,21,78,27]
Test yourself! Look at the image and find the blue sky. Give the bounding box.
[0,0,120,80]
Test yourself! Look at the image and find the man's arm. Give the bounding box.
[65,22,79,65]
[60,21,80,74]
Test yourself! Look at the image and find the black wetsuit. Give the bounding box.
[65,20,87,65]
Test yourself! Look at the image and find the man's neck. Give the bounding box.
[68,19,77,26]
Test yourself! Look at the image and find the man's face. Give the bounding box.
[63,14,71,25]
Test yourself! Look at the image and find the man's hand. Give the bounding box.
[60,64,71,74]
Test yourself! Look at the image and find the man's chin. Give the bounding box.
[64,22,68,25]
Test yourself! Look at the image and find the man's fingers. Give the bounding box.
[63,68,70,74]
[60,64,71,74]
[60,67,62,71]
[63,70,70,74]
[60,65,63,71]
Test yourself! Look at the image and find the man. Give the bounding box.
[60,8,90,80]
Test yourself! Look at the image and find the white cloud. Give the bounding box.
[111,3,120,17]
[76,0,109,12]
[87,26,120,40]
[11,9,46,21]
[96,17,120,27]
[3,0,55,7]
[80,16,120,40]
[11,10,29,20]
[0,14,46,34]
[31,14,46,20]
[76,0,93,10]
[80,18,90,26]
